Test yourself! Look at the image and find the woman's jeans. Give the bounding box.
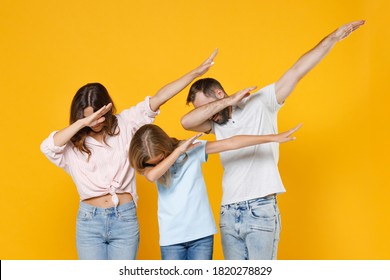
[220,195,281,260]
[76,201,139,260]
[160,235,214,260]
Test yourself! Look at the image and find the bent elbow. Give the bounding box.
[144,174,156,182]
[180,116,192,131]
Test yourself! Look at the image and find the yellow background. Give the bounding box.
[1,0,389,260]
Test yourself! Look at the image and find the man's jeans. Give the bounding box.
[220,195,281,260]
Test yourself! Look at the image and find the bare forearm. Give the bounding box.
[206,135,275,154]
[290,33,338,80]
[276,20,365,103]
[53,120,85,147]
[181,97,231,132]
[295,19,366,77]
[150,49,218,111]
[144,149,181,182]
[150,69,200,112]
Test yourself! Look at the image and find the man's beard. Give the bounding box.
[212,107,230,125]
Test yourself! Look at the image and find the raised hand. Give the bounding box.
[84,103,113,128]
[150,49,219,111]
[194,48,218,76]
[228,86,257,106]
[273,123,303,143]
[331,20,365,41]
[177,132,204,154]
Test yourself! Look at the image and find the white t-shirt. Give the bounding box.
[212,84,286,205]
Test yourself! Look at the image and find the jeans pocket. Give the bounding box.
[249,204,276,232]
[220,205,227,216]
[219,206,228,228]
[77,208,93,221]
[118,207,137,222]
[250,203,275,219]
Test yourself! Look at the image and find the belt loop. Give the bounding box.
[92,207,96,217]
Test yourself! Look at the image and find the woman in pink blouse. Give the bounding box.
[40,50,217,260]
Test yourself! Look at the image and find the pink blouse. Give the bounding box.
[40,96,159,206]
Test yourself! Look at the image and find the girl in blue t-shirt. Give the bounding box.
[129,123,301,260]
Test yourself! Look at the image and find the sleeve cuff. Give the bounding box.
[144,96,160,117]
[47,131,67,153]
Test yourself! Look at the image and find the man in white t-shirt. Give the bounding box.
[181,20,365,260]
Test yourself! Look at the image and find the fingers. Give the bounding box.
[208,48,218,61]
[348,21,364,33]
[202,48,218,67]
[344,20,365,30]
[184,133,204,147]
[288,123,303,134]
[95,103,112,118]
[351,19,365,28]
[284,136,296,142]
[247,86,257,93]
[102,103,113,114]
[342,20,365,38]
[189,132,204,142]
[334,20,365,41]
[236,86,257,95]
[181,133,204,152]
[229,86,257,105]
[279,123,302,140]
[244,86,257,92]
[238,86,257,98]
[96,116,106,124]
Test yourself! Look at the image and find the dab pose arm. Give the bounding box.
[275,20,365,104]
[149,49,218,111]
[143,124,302,182]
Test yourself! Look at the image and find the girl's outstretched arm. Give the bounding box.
[205,123,302,154]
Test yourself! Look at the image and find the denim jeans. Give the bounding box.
[219,195,281,260]
[76,200,139,260]
[160,235,214,260]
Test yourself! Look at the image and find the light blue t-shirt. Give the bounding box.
[156,141,217,246]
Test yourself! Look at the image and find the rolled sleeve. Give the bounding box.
[143,96,160,118]
[40,131,68,167]
[119,96,160,128]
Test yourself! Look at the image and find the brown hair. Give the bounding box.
[187,78,226,105]
[69,83,119,158]
[129,124,182,186]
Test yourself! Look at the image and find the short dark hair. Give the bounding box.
[186,78,225,105]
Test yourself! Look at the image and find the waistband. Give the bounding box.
[79,200,135,214]
[222,194,277,210]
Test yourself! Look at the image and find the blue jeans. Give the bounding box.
[219,195,281,260]
[160,235,214,260]
[76,201,139,260]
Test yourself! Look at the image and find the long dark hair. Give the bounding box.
[70,83,119,157]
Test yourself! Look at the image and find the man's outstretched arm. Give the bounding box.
[275,20,365,104]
